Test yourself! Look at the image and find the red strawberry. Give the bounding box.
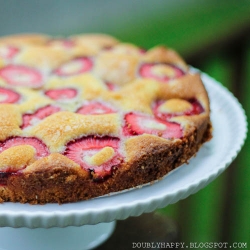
[45,88,77,100]
[22,105,61,129]
[124,113,183,139]
[188,99,204,115]
[76,102,115,115]
[0,87,20,103]
[64,136,123,180]
[105,82,119,91]
[139,48,147,54]
[154,99,204,120]
[139,63,184,82]
[54,57,93,76]
[0,45,19,59]
[0,65,43,88]
[0,137,49,158]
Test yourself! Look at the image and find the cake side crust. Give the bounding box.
[1,122,212,204]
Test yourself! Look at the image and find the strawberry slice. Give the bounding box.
[0,65,43,88]
[45,88,77,100]
[139,63,184,82]
[22,105,61,129]
[106,82,119,91]
[0,45,19,59]
[139,48,147,54]
[76,102,115,115]
[124,113,182,139]
[0,137,49,158]
[0,87,20,103]
[189,99,204,115]
[154,99,204,120]
[64,136,123,180]
[54,57,93,76]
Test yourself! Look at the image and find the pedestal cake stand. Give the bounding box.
[0,72,247,250]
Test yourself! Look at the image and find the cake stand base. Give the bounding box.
[0,221,116,250]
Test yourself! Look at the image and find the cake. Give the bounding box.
[0,33,212,204]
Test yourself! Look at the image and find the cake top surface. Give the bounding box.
[0,33,210,181]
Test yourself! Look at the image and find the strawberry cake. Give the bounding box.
[0,33,212,204]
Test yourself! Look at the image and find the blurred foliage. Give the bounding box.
[115,0,250,58]
[142,1,250,245]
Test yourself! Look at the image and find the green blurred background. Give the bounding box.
[1,0,249,246]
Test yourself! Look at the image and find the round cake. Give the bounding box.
[0,33,212,204]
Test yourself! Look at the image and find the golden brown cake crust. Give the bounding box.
[0,33,212,204]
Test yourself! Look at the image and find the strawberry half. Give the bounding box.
[124,113,183,139]
[22,105,61,129]
[76,101,115,115]
[0,45,19,60]
[64,136,123,181]
[154,99,204,120]
[105,82,119,91]
[45,88,77,100]
[54,57,93,76]
[0,87,20,104]
[0,65,43,88]
[139,63,184,82]
[0,137,49,158]
[189,99,204,115]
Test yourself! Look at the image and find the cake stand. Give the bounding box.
[0,71,247,250]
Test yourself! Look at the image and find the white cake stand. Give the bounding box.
[0,72,247,250]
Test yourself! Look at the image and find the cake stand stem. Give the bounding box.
[0,221,116,250]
